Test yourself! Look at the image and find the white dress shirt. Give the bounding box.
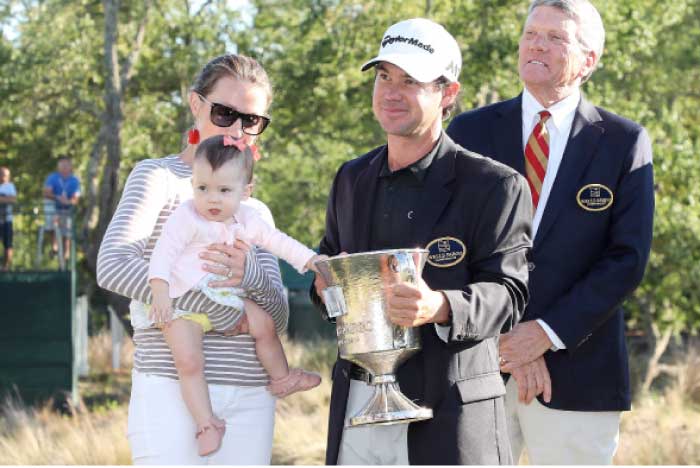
[522,87,580,351]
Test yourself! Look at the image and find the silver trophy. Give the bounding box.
[315,249,433,427]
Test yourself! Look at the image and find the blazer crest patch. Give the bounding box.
[576,184,614,212]
[426,237,466,268]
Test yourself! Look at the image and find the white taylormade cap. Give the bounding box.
[361,18,462,83]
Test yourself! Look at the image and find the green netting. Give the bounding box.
[0,271,76,405]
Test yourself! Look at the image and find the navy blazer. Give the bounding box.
[447,95,654,412]
[312,134,531,464]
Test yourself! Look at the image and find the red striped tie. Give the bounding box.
[524,110,551,210]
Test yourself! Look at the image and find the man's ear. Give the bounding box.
[441,81,461,109]
[580,49,598,80]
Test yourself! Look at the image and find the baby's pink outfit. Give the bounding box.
[149,199,315,298]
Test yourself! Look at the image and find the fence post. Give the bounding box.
[109,306,125,371]
[74,295,90,377]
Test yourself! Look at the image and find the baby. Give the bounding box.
[130,134,323,456]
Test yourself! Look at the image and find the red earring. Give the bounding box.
[250,145,262,161]
[188,128,200,145]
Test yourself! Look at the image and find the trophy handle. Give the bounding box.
[322,286,348,318]
[389,251,418,348]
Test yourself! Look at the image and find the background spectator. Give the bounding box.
[42,156,80,260]
[0,166,17,270]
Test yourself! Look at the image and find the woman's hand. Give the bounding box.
[201,239,250,288]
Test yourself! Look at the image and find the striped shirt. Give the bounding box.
[96,154,289,386]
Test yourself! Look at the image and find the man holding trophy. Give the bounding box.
[312,18,533,465]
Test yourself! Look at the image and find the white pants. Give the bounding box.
[128,371,276,465]
[505,378,621,464]
[337,379,409,465]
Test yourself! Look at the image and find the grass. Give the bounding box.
[0,398,130,465]
[0,331,134,465]
[0,330,698,465]
[271,339,335,465]
[614,348,700,465]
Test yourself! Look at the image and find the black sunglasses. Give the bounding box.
[197,94,270,136]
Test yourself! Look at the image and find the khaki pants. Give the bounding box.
[505,378,621,464]
[337,379,409,465]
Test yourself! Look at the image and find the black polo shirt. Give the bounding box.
[369,135,442,250]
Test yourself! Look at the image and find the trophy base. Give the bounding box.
[347,381,433,427]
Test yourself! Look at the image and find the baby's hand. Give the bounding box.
[149,294,173,326]
[306,254,329,274]
[149,279,173,326]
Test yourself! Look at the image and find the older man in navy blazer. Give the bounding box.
[447,0,654,464]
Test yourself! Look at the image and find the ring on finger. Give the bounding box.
[225,267,234,278]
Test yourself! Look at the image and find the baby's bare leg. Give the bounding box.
[243,300,289,380]
[243,299,321,397]
[163,318,223,455]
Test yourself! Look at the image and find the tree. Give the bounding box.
[0,0,250,326]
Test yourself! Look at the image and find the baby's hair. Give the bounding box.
[194,135,254,184]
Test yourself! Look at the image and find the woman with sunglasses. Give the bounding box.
[97,54,289,464]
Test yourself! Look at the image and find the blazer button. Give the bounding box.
[527,262,536,272]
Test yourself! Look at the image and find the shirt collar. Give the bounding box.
[378,133,443,183]
[522,87,580,133]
